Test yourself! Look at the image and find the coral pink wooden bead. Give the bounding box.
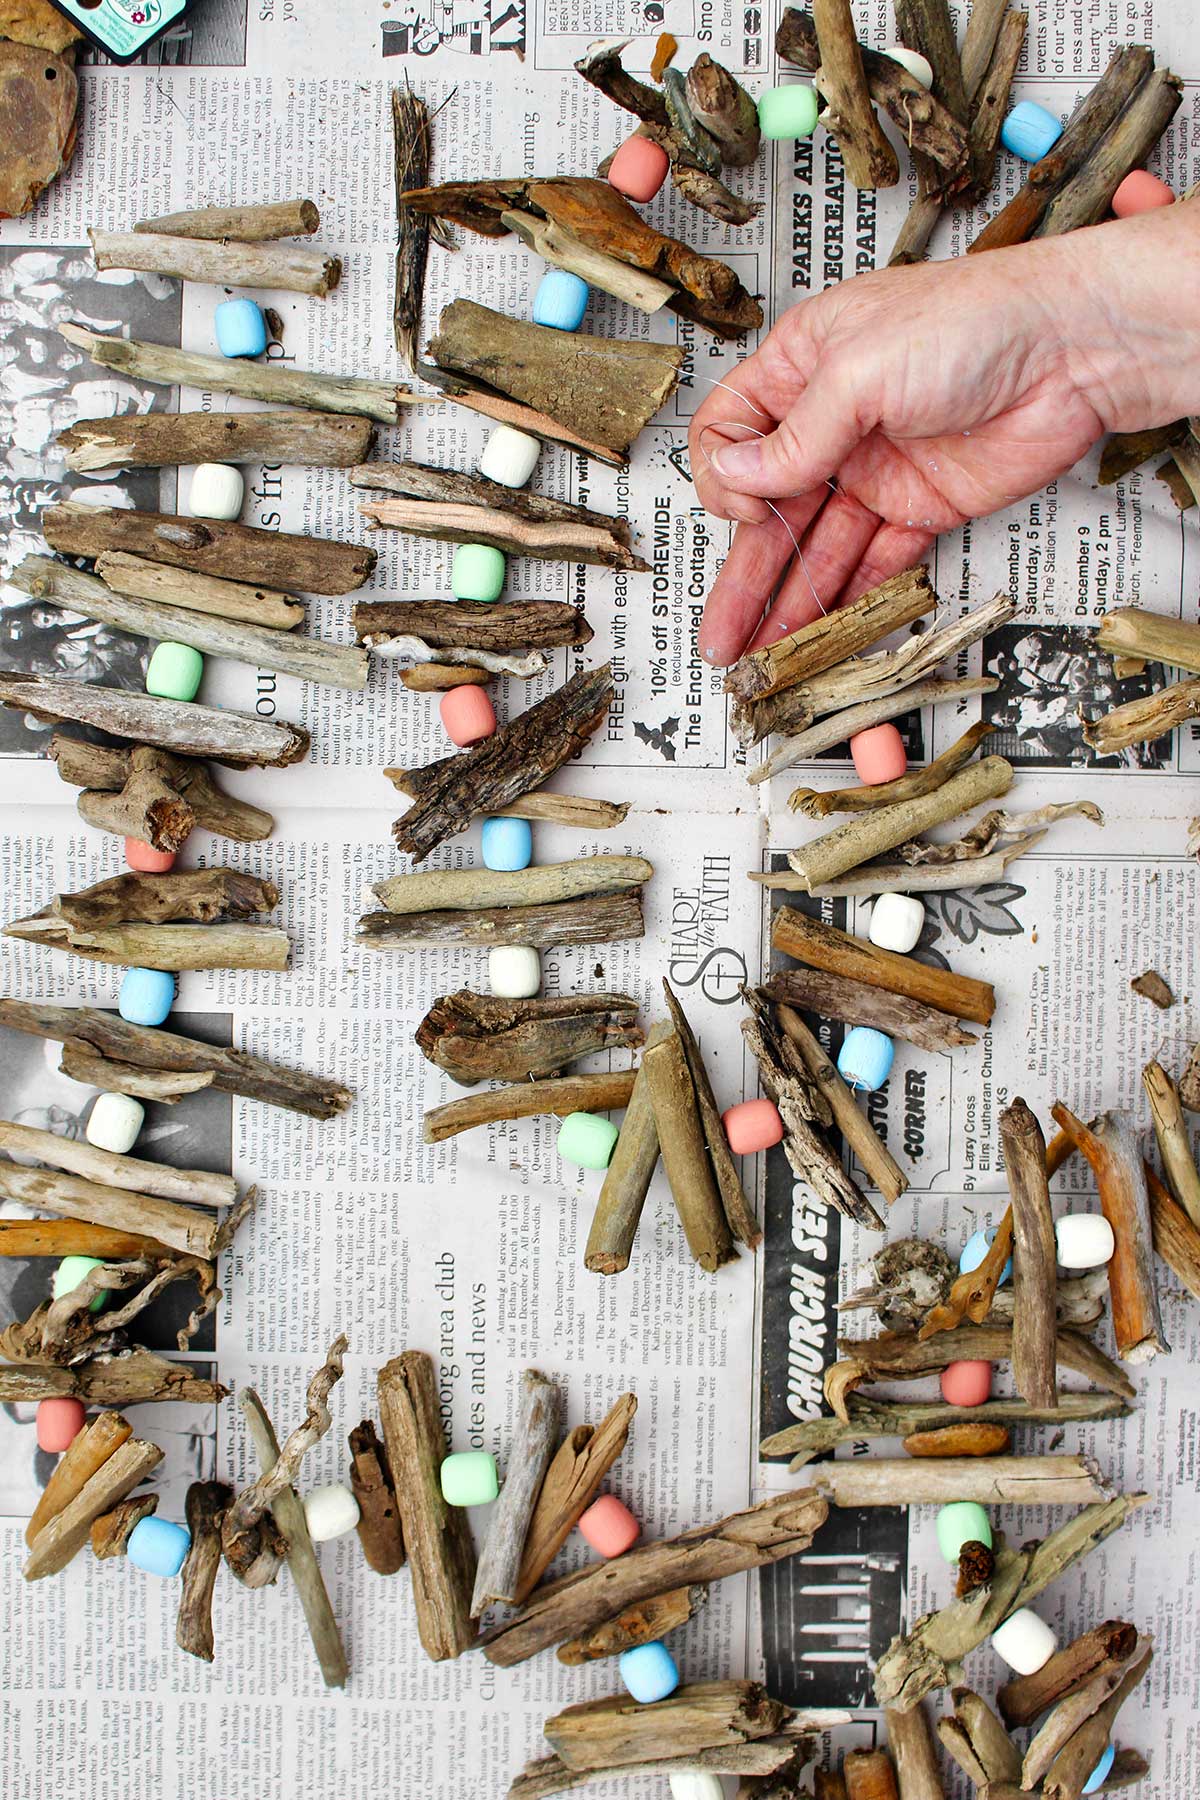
[125,837,177,872]
[723,1097,784,1155]
[578,1493,640,1557]
[608,136,670,203]
[941,1360,992,1407]
[1112,170,1174,217]
[440,686,497,747]
[850,723,907,785]
[37,1397,86,1453]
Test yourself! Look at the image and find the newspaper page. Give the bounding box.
[0,0,1197,1792]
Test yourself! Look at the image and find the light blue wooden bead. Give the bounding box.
[936,1500,992,1562]
[836,1026,894,1092]
[119,967,175,1027]
[214,297,268,359]
[1001,100,1063,162]
[960,1227,1013,1286]
[146,642,204,702]
[532,269,589,332]
[127,1515,191,1578]
[1082,1745,1115,1794]
[452,543,506,602]
[558,1111,619,1171]
[482,816,533,871]
[619,1641,679,1703]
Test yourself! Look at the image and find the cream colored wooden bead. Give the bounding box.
[85,1092,145,1154]
[869,891,925,954]
[992,1607,1057,1674]
[303,1482,360,1542]
[489,945,541,999]
[669,1776,726,1800]
[188,463,245,521]
[883,44,934,87]
[478,425,541,489]
[1055,1213,1115,1269]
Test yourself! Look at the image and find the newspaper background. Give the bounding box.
[0,0,1198,1791]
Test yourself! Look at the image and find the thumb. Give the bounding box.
[710,374,867,499]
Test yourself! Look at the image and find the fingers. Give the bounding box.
[744,490,878,651]
[709,363,871,502]
[840,523,937,606]
[697,495,826,666]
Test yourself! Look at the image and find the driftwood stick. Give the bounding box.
[91,1493,158,1558]
[514,1393,637,1603]
[1143,1060,1200,1228]
[775,1005,906,1204]
[643,1028,735,1271]
[763,970,976,1052]
[918,1209,1014,1339]
[771,907,995,1024]
[355,474,645,572]
[811,0,899,188]
[1041,1643,1152,1800]
[484,1490,828,1666]
[434,377,621,468]
[1099,422,1189,485]
[26,1410,132,1545]
[52,738,274,843]
[661,978,757,1248]
[544,1681,795,1773]
[0,1351,226,1407]
[1051,1105,1168,1364]
[0,1162,220,1259]
[370,641,542,680]
[884,1703,944,1800]
[392,86,434,369]
[509,1740,826,1798]
[386,770,628,833]
[424,1071,635,1144]
[0,997,351,1118]
[558,1585,706,1663]
[1146,1164,1200,1302]
[1097,606,1200,675]
[0,1118,235,1208]
[586,1025,666,1275]
[748,677,996,786]
[89,229,341,296]
[830,1321,1134,1404]
[0,1219,169,1258]
[1001,1099,1058,1410]
[964,9,1027,201]
[998,1620,1138,1729]
[176,1480,233,1662]
[134,198,320,239]
[806,1454,1110,1508]
[843,1750,899,1800]
[51,867,276,931]
[1082,674,1200,755]
[1022,1647,1143,1788]
[936,1688,1021,1787]
[1038,71,1182,237]
[788,721,994,818]
[503,207,673,313]
[402,664,492,691]
[359,891,643,953]
[755,835,1045,898]
[374,857,650,915]
[726,568,935,705]
[355,596,590,652]
[25,1435,163,1579]
[0,673,307,768]
[684,54,759,164]
[472,1370,562,1614]
[348,1420,405,1575]
[6,915,289,973]
[377,1351,477,1660]
[760,1393,1130,1466]
[60,321,420,424]
[58,409,371,473]
[417,991,642,1086]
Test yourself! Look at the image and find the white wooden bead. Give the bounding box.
[85,1092,145,1154]
[882,44,934,88]
[188,463,245,521]
[478,425,541,489]
[669,1776,726,1800]
[489,945,541,999]
[303,1482,361,1542]
[991,1607,1057,1674]
[869,891,925,954]
[1055,1213,1115,1269]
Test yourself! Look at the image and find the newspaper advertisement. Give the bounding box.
[1,0,1198,1792]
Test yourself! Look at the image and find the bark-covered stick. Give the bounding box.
[1001,1099,1058,1409]
[392,86,434,369]
[355,595,591,653]
[764,968,977,1052]
[358,890,644,953]
[176,1480,233,1663]
[725,567,935,704]
[0,673,308,768]
[134,198,320,239]
[806,1455,1110,1508]
[58,409,372,473]
[0,1118,235,1208]
[998,1620,1138,1728]
[747,676,996,786]
[1037,71,1182,237]
[661,978,758,1248]
[774,1004,907,1205]
[936,1688,1021,1788]
[91,1494,158,1559]
[386,770,628,834]
[348,1420,405,1575]
[685,54,760,165]
[1082,674,1200,755]
[89,229,341,295]
[472,1370,562,1614]
[558,1585,706,1663]
[1041,1642,1153,1800]
[643,1029,736,1271]
[1022,1645,1144,1788]
[358,493,646,572]
[0,1354,226,1407]
[1143,1060,1200,1228]
[544,1681,797,1773]
[771,907,996,1024]
[514,1394,637,1603]
[51,867,277,931]
[503,207,674,312]
[811,0,900,188]
[587,1024,667,1275]
[417,991,642,1086]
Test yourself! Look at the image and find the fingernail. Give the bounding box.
[712,440,762,482]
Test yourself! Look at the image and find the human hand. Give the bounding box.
[690,204,1200,665]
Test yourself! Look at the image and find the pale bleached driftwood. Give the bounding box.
[1083,675,1200,756]
[884,1703,944,1800]
[472,1370,562,1614]
[748,678,997,785]
[25,1435,163,1580]
[1001,1098,1058,1409]
[89,228,341,295]
[937,1688,1021,1788]
[423,1070,636,1144]
[771,906,995,1024]
[1037,70,1182,237]
[764,969,977,1052]
[176,1480,233,1662]
[805,1454,1110,1508]
[811,0,899,188]
[558,1585,706,1663]
[544,1681,795,1773]
[753,835,1045,898]
[58,409,372,473]
[725,567,935,705]
[58,1047,212,1103]
[662,977,759,1250]
[0,1351,226,1407]
[359,889,644,953]
[373,856,651,915]
[0,1161,219,1259]
[643,1027,735,1272]
[6,914,289,972]
[50,737,274,843]
[965,9,1027,202]
[90,1493,158,1559]
[758,1392,1129,1466]
[586,1027,667,1274]
[417,991,642,1086]
[1097,605,1200,677]
[774,1004,906,1205]
[372,636,545,678]
[0,1118,234,1208]
[789,721,994,818]
[514,1393,637,1603]
[1143,1060,1200,1229]
[0,673,308,768]
[98,550,303,628]
[134,198,320,239]
[998,1620,1138,1728]
[348,1419,405,1575]
[1041,1643,1153,1800]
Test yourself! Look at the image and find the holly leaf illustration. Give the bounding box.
[934,882,1026,945]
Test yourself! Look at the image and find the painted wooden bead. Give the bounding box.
[851,723,906,784]
[482,816,533,871]
[303,1482,361,1542]
[86,1091,145,1155]
[489,945,541,999]
[607,135,670,202]
[619,1640,679,1703]
[882,44,933,87]
[941,1359,993,1407]
[558,1110,619,1171]
[936,1500,992,1562]
[146,641,204,701]
[869,891,924,953]
[1055,1213,1115,1269]
[1083,1745,1116,1794]
[578,1493,640,1557]
[837,1026,894,1091]
[125,837,177,873]
[1112,170,1174,217]
[960,1227,1012,1285]
[669,1777,725,1800]
[53,1254,108,1312]
[757,83,819,141]
[722,1097,784,1155]
[214,297,268,359]
[187,463,244,521]
[127,1515,191,1577]
[479,424,541,489]
[991,1606,1057,1675]
[440,1449,499,1507]
[36,1397,86,1453]
[1001,100,1062,162]
[118,967,175,1027]
[452,542,506,602]
[440,686,497,747]
[532,269,589,332]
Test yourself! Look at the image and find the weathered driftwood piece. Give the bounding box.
[0,1117,235,1208]
[726,568,935,706]
[763,836,1045,899]
[1038,71,1182,237]
[772,907,995,1025]
[843,1749,899,1800]
[509,207,676,314]
[515,1394,637,1603]
[393,665,613,861]
[354,470,646,572]
[431,374,622,467]
[472,1370,562,1614]
[387,772,628,834]
[3,1251,217,1366]
[1082,674,1200,755]
[487,1489,827,1666]
[998,1620,1138,1729]
[759,1393,1130,1468]
[1041,1643,1152,1800]
[545,1681,796,1772]
[1099,422,1189,486]
[838,1237,1105,1336]
[374,856,649,916]
[0,1162,219,1259]
[1146,1164,1200,1303]
[51,868,276,933]
[377,1351,477,1661]
[417,991,642,1086]
[60,322,419,425]
[25,1435,163,1580]
[134,198,320,239]
[741,988,883,1230]
[895,800,1103,865]
[0,1351,225,1407]
[806,1454,1109,1509]
[91,1493,158,1558]
[402,664,492,691]
[176,1480,233,1662]
[918,1210,1013,1339]
[0,1219,167,1259]
[774,1005,906,1204]
[0,38,78,218]
[763,970,976,1052]
[885,0,969,262]
[392,87,434,368]
[748,677,995,786]
[1182,1043,1200,1113]
[586,1025,667,1275]
[424,1071,635,1145]
[356,597,589,653]
[811,0,899,188]
[903,1423,1012,1457]
[89,228,341,296]
[873,1495,1147,1711]
[784,756,1015,892]
[1143,1060,1200,1228]
[509,1740,827,1798]
[1021,1643,1143,1788]
[1131,969,1174,1009]
[6,913,289,973]
[0,997,351,1118]
[661,979,758,1249]
[427,302,683,459]
[51,737,274,843]
[883,1704,943,1800]
[360,890,644,953]
[965,10,1027,199]
[222,1367,339,1595]
[95,551,303,630]
[378,641,547,678]
[58,408,371,473]
[1001,1099,1058,1410]
[937,1688,1021,1788]
[643,1029,736,1272]
[829,1322,1134,1410]
[25,1410,131,1545]
[685,54,759,164]
[1097,606,1200,677]
[789,721,994,818]
[348,1419,405,1575]
[559,1585,706,1664]
[1051,1105,1168,1363]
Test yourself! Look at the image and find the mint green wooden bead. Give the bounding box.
[936,1500,992,1562]
[758,83,819,141]
[53,1254,108,1313]
[452,543,506,602]
[558,1110,619,1170]
[440,1450,499,1507]
[146,641,204,701]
